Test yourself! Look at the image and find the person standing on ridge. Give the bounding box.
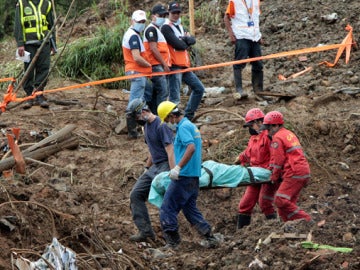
[224,0,264,100]
[143,3,171,114]
[122,10,152,139]
[14,0,56,109]
[161,1,205,121]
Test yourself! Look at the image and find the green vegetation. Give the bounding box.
[194,0,224,30]
[57,1,129,89]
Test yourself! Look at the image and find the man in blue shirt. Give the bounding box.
[128,98,175,242]
[156,101,219,249]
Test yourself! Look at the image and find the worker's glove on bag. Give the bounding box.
[169,165,181,180]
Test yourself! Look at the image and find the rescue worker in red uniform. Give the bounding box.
[235,108,277,229]
[260,111,312,222]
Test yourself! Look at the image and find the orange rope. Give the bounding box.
[0,25,354,112]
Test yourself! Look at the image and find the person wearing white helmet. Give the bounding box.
[127,98,175,242]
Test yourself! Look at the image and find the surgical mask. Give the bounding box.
[249,127,259,136]
[133,22,145,33]
[173,18,181,26]
[142,114,149,122]
[166,122,177,131]
[155,17,165,27]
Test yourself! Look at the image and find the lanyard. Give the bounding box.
[242,0,253,20]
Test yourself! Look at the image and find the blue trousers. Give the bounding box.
[160,176,211,236]
[167,66,204,120]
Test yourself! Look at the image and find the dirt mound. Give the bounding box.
[0,0,359,269]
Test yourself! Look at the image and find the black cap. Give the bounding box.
[152,4,169,15]
[168,1,181,12]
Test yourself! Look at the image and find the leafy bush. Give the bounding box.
[58,8,129,89]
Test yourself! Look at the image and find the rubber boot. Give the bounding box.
[163,230,181,249]
[265,213,277,220]
[237,214,251,229]
[126,114,139,139]
[203,231,219,248]
[251,70,264,93]
[233,69,248,99]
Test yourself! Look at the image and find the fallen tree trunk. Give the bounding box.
[0,137,78,172]
[24,124,76,153]
[0,124,78,172]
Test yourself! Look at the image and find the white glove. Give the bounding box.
[169,165,181,180]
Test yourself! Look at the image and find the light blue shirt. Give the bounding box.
[174,117,202,177]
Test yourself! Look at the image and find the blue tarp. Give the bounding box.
[148,160,271,208]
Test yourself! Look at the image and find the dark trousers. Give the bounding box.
[23,42,51,96]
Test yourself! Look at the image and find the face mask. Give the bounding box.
[173,18,181,26]
[155,17,165,27]
[142,114,149,122]
[166,122,177,131]
[249,127,259,136]
[133,22,145,33]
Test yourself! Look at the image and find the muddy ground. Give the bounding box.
[0,0,359,269]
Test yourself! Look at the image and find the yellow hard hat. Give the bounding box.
[157,101,177,122]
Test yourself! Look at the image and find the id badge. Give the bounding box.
[247,21,254,27]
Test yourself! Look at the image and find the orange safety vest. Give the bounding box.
[122,28,151,73]
[163,20,190,68]
[143,23,171,66]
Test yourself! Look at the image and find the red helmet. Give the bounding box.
[263,111,284,125]
[245,108,265,123]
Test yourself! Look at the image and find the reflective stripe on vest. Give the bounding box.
[143,23,171,66]
[19,0,50,42]
[163,20,190,67]
[286,145,302,153]
[122,28,151,73]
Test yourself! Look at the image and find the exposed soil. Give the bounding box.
[0,0,359,269]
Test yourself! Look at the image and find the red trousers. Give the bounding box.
[238,182,277,216]
[274,177,311,222]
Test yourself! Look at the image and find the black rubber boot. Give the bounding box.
[265,213,277,220]
[203,231,219,248]
[129,231,155,242]
[163,230,181,249]
[237,214,251,229]
[126,114,139,139]
[251,70,264,92]
[233,69,248,99]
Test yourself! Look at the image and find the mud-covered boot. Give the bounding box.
[251,70,264,93]
[126,114,139,139]
[129,231,155,242]
[233,68,248,99]
[162,230,181,250]
[237,214,251,230]
[203,231,220,248]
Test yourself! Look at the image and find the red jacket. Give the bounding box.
[269,127,310,182]
[239,130,270,168]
